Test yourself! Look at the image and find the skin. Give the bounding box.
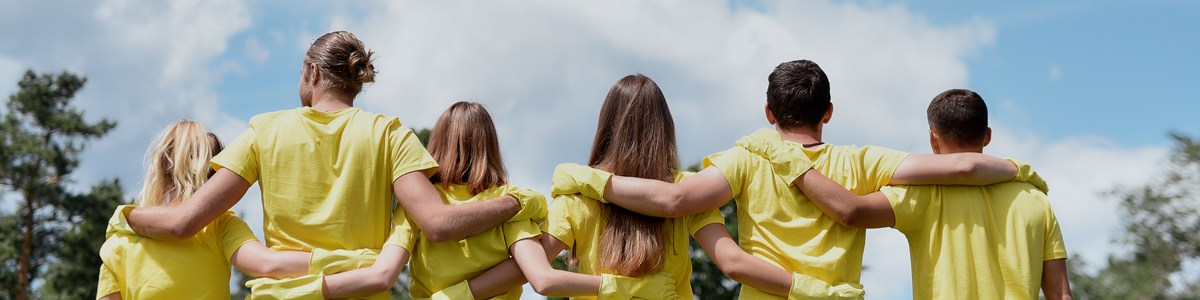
[124,61,522,295]
[796,127,1072,299]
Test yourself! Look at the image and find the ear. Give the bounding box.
[929,128,942,154]
[764,104,776,125]
[822,103,834,124]
[306,63,321,86]
[982,127,992,148]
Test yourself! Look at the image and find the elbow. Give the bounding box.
[365,267,399,293]
[420,216,456,243]
[833,208,861,228]
[718,257,750,283]
[168,222,203,239]
[955,157,984,181]
[657,189,690,218]
[525,272,555,295]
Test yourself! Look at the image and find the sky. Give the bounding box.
[1,0,1197,298]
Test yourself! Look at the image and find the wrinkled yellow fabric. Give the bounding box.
[96,205,258,300]
[545,171,724,300]
[883,181,1067,299]
[709,128,907,299]
[403,184,546,299]
[212,107,432,299]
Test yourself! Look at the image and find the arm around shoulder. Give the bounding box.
[890,153,1016,186]
[392,171,519,242]
[126,169,251,239]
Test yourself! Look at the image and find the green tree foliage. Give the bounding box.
[41,179,125,299]
[0,70,119,299]
[1069,132,1200,299]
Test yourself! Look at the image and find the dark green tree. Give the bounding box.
[41,179,126,299]
[1068,132,1200,299]
[0,70,118,300]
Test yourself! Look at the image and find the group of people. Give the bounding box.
[95,30,1071,300]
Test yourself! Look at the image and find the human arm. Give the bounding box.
[1041,259,1072,300]
[319,245,410,297]
[392,171,520,242]
[511,237,601,296]
[553,163,731,218]
[889,153,1016,186]
[125,169,251,239]
[692,223,790,296]
[795,170,896,228]
[229,241,310,279]
[98,293,121,300]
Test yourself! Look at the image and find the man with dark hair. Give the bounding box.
[790,88,1072,299]
[552,60,1041,299]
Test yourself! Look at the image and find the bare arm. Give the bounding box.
[795,170,895,228]
[604,166,734,218]
[229,241,310,279]
[99,293,121,300]
[320,245,410,298]
[126,169,251,239]
[1041,259,1072,300]
[392,171,520,242]
[511,237,601,296]
[890,153,1016,186]
[693,224,791,296]
[464,259,528,299]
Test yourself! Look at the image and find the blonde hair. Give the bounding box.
[136,120,223,207]
[427,101,507,194]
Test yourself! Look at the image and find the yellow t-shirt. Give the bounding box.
[96,210,257,300]
[544,172,725,300]
[705,128,907,299]
[402,184,544,300]
[211,107,430,253]
[883,182,1068,299]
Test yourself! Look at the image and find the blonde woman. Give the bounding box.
[96,120,315,299]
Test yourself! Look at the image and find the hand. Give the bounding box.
[599,272,679,300]
[431,279,472,300]
[1007,158,1049,194]
[309,248,379,275]
[734,131,815,183]
[506,186,549,223]
[788,273,863,300]
[106,205,139,237]
[551,163,613,201]
[245,274,324,300]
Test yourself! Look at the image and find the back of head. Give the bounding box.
[767,59,831,129]
[427,101,507,194]
[588,74,676,276]
[304,31,377,96]
[137,120,224,207]
[927,89,989,146]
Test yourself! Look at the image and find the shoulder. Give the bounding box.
[247,109,301,128]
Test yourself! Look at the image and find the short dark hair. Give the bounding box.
[767,60,831,129]
[927,89,988,145]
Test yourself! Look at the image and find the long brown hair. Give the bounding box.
[589,74,677,276]
[427,101,508,194]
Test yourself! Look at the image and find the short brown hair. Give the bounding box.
[304,31,376,96]
[927,89,989,145]
[589,74,675,277]
[767,60,831,129]
[427,101,507,194]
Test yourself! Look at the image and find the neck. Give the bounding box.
[309,89,354,112]
[937,142,984,154]
[776,124,823,147]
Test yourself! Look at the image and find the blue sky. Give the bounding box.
[2,0,1196,299]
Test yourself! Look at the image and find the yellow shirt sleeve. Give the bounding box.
[502,219,543,248]
[882,185,931,234]
[211,128,260,183]
[387,122,438,182]
[544,195,578,248]
[385,208,417,250]
[686,208,725,235]
[857,145,908,189]
[1042,204,1068,260]
[703,147,754,200]
[217,212,261,262]
[95,237,124,300]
